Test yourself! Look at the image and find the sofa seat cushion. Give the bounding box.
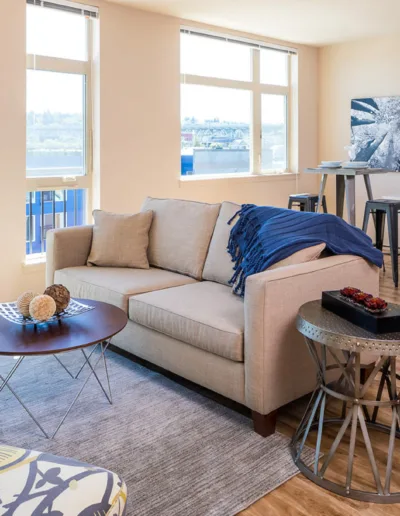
[141,197,221,280]
[0,444,126,515]
[55,266,197,313]
[129,282,244,362]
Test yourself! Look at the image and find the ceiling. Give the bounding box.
[105,0,400,46]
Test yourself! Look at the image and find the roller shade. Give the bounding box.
[180,28,297,55]
[27,0,98,18]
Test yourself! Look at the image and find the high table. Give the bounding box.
[304,168,388,226]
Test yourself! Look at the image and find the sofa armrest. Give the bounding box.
[46,225,93,286]
[244,255,379,415]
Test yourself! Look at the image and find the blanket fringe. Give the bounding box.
[227,204,262,296]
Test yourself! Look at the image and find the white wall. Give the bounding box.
[0,0,319,301]
[319,35,400,230]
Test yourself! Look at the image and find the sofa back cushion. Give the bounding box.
[141,197,221,280]
[202,201,240,285]
[203,201,327,286]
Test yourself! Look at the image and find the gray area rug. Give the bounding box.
[0,350,312,515]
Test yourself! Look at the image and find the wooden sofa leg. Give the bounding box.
[252,410,277,437]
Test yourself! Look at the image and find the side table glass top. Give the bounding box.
[297,300,400,355]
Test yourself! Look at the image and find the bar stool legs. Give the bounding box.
[375,211,385,252]
[288,194,328,213]
[363,200,399,288]
[387,207,398,287]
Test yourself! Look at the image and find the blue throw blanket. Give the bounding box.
[227,205,383,296]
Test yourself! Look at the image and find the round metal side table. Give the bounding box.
[292,300,400,503]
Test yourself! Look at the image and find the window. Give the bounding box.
[181,85,251,175]
[26,0,98,258]
[27,70,86,178]
[26,216,36,243]
[26,189,87,255]
[262,94,287,171]
[180,29,295,176]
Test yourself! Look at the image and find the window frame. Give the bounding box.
[26,215,36,243]
[180,28,295,176]
[26,6,93,202]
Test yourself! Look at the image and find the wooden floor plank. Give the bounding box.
[241,259,400,515]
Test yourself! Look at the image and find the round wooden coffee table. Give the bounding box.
[0,299,127,438]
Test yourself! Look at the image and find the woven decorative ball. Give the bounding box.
[16,290,37,317]
[44,284,70,314]
[29,295,56,322]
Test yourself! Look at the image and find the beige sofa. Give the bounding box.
[46,197,379,436]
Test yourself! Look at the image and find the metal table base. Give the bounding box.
[291,338,400,503]
[0,340,112,439]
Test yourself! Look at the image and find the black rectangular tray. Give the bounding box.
[321,291,400,334]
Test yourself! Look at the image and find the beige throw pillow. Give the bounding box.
[87,210,153,268]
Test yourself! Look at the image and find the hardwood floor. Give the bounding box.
[241,258,400,516]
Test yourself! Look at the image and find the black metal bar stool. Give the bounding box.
[362,199,400,287]
[288,193,328,213]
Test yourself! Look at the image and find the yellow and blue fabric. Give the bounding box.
[0,444,127,515]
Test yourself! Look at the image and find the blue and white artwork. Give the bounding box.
[351,97,400,171]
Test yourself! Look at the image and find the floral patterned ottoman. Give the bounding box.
[0,444,127,515]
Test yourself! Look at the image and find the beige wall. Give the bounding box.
[319,35,400,230]
[0,0,35,300]
[99,3,319,212]
[0,0,319,301]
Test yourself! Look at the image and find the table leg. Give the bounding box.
[51,340,112,438]
[363,174,374,201]
[53,354,75,379]
[0,342,113,439]
[81,344,112,404]
[345,176,356,225]
[317,174,328,213]
[0,357,49,438]
[291,344,400,502]
[336,175,345,218]
[363,173,376,228]
[387,206,399,288]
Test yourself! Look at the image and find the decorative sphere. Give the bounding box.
[29,295,56,322]
[44,284,70,314]
[16,290,37,317]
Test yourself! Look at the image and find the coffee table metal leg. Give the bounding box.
[51,341,111,439]
[53,354,75,379]
[0,357,49,438]
[0,342,112,439]
[53,344,99,380]
[80,342,112,404]
[0,356,24,394]
[101,341,112,404]
[75,345,97,379]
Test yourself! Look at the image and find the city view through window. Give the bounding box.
[180,32,290,176]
